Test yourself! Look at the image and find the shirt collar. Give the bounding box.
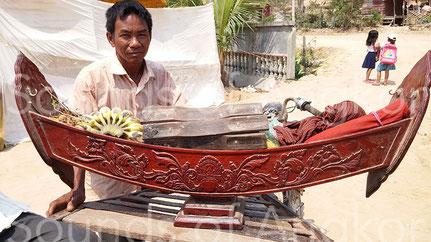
[109,56,156,82]
[109,56,127,75]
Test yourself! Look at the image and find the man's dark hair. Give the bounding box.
[105,0,152,35]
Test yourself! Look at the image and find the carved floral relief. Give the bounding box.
[67,137,362,193]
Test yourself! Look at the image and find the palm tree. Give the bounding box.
[213,0,265,85]
[167,0,209,7]
[168,0,265,85]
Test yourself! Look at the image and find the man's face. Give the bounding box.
[107,14,151,66]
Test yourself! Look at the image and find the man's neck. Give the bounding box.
[119,58,145,85]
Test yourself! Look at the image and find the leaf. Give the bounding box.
[248,175,267,187]
[116,143,134,155]
[152,151,180,169]
[240,154,270,170]
[116,153,133,166]
[137,153,148,164]
[229,161,238,171]
[67,141,104,163]
[286,158,305,173]
[213,0,266,53]
[182,162,190,171]
[341,151,362,171]
[155,175,170,184]
[283,149,307,160]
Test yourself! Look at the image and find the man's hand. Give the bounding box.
[46,187,85,217]
[47,167,86,217]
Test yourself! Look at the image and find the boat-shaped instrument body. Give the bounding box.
[14,51,431,197]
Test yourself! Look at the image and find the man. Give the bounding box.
[47,0,186,216]
[1,192,97,241]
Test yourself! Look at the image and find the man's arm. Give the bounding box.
[46,167,85,216]
[47,68,97,216]
[376,43,381,61]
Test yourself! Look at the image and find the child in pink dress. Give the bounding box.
[374,33,397,86]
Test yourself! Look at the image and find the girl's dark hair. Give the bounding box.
[105,0,152,35]
[366,30,379,46]
[388,38,396,44]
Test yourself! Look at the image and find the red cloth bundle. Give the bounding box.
[305,99,410,143]
[274,101,366,146]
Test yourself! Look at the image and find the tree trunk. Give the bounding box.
[219,50,229,87]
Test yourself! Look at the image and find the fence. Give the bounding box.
[224,50,289,79]
[405,10,431,25]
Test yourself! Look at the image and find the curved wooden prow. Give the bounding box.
[366,50,431,197]
[14,52,74,188]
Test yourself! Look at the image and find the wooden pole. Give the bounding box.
[292,0,295,22]
[302,36,306,66]
[393,0,396,25]
[320,6,323,28]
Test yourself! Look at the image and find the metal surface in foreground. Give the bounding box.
[57,190,332,241]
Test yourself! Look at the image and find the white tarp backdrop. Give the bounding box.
[0,1,224,144]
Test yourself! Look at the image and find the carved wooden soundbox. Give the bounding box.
[14,51,430,199]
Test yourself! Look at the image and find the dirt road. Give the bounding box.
[229,26,431,241]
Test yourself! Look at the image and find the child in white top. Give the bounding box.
[362,30,380,83]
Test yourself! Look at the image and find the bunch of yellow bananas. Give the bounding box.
[76,107,144,142]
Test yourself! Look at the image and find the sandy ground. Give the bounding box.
[1,26,430,241]
[226,26,431,241]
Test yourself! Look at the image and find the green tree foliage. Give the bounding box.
[168,0,265,85]
[361,8,383,27]
[271,0,382,29]
[327,0,364,28]
[295,39,322,79]
[168,0,264,55]
[214,0,265,84]
[213,0,264,58]
[167,0,264,59]
[296,1,327,29]
[167,0,209,7]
